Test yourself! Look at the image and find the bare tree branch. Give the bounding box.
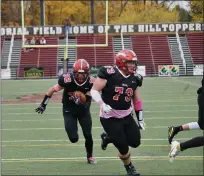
[118,0,129,17]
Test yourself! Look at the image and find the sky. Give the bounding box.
[165,0,190,11]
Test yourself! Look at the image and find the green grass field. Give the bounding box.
[1,77,203,175]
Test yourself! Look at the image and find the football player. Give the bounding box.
[168,77,204,162]
[168,78,204,144]
[35,59,96,164]
[100,72,144,150]
[91,49,144,176]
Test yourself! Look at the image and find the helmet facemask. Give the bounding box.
[74,71,89,84]
[123,60,137,75]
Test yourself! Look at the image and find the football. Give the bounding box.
[74,91,86,103]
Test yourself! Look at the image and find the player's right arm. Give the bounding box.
[90,66,113,113]
[35,75,65,114]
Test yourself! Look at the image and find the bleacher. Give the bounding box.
[38,37,58,77]
[1,36,4,55]
[186,33,204,64]
[94,36,114,66]
[18,47,40,77]
[18,37,58,77]
[1,32,203,78]
[131,35,156,75]
[149,35,173,74]
[76,36,95,66]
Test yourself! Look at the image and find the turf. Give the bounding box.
[1,77,203,175]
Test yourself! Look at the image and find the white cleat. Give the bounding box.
[169,141,180,163]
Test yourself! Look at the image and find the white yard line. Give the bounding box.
[2,116,196,122]
[1,125,197,131]
[1,98,196,106]
[1,104,198,109]
[1,138,192,143]
[1,109,197,116]
[1,156,203,163]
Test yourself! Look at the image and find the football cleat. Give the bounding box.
[100,132,109,150]
[87,157,97,164]
[126,165,140,176]
[169,141,181,163]
[168,126,178,144]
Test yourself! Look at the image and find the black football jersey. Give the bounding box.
[97,66,140,110]
[58,73,95,108]
[198,77,204,94]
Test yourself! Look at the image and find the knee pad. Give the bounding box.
[119,152,130,160]
[69,137,78,143]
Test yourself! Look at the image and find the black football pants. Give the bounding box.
[198,91,204,130]
[100,113,141,155]
[63,107,93,158]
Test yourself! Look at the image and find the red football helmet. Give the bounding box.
[73,59,90,84]
[115,49,138,74]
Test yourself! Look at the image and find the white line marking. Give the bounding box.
[1,104,198,109]
[1,138,192,143]
[1,98,196,105]
[1,109,197,115]
[2,116,196,122]
[1,156,203,163]
[0,126,194,131]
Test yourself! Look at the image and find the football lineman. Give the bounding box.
[36,59,96,164]
[91,49,144,176]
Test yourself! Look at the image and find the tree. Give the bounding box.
[1,1,21,26]
[188,0,203,22]
[26,1,40,26]
[1,0,181,26]
[110,1,179,24]
[44,1,89,25]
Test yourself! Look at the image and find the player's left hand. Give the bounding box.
[35,104,46,114]
[71,95,82,105]
[138,119,146,130]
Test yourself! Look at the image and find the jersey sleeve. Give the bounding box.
[135,73,143,87]
[97,66,115,79]
[58,73,72,87]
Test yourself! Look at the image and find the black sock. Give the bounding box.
[174,125,183,133]
[85,136,93,158]
[180,136,204,151]
[124,162,133,171]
